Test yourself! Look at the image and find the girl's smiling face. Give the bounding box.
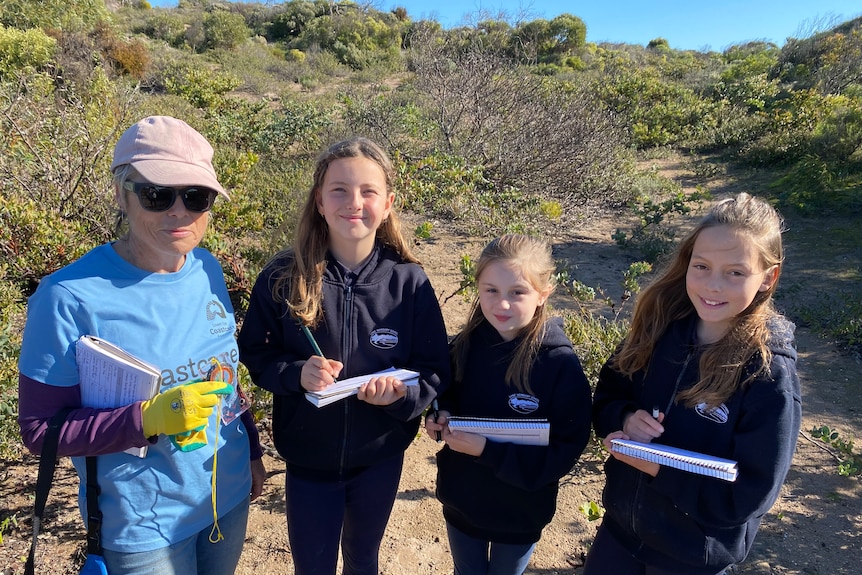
[317,156,394,266]
[686,225,778,344]
[478,261,550,341]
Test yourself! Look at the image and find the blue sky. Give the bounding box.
[149,0,862,51]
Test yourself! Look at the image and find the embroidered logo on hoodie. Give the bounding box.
[695,402,729,423]
[370,328,398,349]
[508,394,539,414]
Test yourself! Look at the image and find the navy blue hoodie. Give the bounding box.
[435,318,592,544]
[592,314,801,573]
[238,244,450,477]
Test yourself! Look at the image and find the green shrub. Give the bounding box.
[773,155,838,211]
[0,25,57,76]
[563,309,629,386]
[555,261,652,385]
[144,11,187,47]
[0,65,132,261]
[0,0,109,31]
[0,320,22,458]
[693,101,770,151]
[161,62,241,109]
[341,86,434,152]
[613,187,710,261]
[204,9,250,51]
[286,48,306,62]
[268,0,322,42]
[598,63,708,149]
[256,97,332,155]
[0,279,23,458]
[810,94,862,164]
[291,10,403,71]
[0,196,92,292]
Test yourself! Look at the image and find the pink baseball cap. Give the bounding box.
[110,116,229,198]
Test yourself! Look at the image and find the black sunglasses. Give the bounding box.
[123,181,219,213]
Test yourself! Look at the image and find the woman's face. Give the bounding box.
[117,176,211,273]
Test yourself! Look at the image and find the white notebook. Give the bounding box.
[610,438,739,482]
[447,417,550,446]
[304,366,420,407]
[76,335,161,457]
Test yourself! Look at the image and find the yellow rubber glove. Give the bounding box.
[171,428,209,452]
[141,380,232,438]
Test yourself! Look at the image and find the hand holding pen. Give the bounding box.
[432,399,442,442]
[424,401,447,443]
[621,406,665,443]
[299,324,342,392]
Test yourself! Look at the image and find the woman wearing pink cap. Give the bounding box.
[18,116,265,574]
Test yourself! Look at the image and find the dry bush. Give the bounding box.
[408,31,634,212]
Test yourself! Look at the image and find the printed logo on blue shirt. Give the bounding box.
[206,300,233,336]
[206,300,227,320]
[370,328,398,349]
[508,394,539,414]
[695,402,729,423]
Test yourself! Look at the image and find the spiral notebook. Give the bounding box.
[447,417,549,446]
[610,439,738,482]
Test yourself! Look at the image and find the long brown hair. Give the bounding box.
[270,137,419,327]
[451,234,556,394]
[613,193,785,408]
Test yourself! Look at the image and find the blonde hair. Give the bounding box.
[614,193,785,408]
[451,234,557,394]
[271,137,419,327]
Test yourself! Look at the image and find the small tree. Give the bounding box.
[203,9,249,51]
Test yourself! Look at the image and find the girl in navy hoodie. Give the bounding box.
[586,193,801,575]
[425,234,592,575]
[238,137,449,575]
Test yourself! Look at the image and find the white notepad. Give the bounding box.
[76,335,161,457]
[447,417,550,446]
[610,438,739,482]
[304,367,420,407]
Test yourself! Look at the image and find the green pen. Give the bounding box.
[300,324,324,356]
[300,324,336,383]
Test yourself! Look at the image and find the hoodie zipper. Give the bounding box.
[630,349,695,534]
[663,350,695,417]
[338,280,355,474]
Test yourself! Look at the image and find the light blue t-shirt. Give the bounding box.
[19,244,251,553]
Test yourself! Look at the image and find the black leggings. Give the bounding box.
[285,453,404,575]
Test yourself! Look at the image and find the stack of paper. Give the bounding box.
[305,367,420,407]
[76,335,162,457]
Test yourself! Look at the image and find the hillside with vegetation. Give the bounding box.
[1,1,861,573]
